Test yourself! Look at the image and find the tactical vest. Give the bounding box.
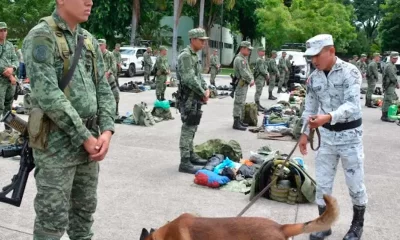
[38,16,98,88]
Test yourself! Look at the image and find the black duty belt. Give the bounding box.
[82,116,98,129]
[322,118,362,132]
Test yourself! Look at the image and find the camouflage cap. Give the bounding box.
[240,41,253,50]
[271,50,277,54]
[188,28,209,39]
[258,47,265,52]
[98,39,106,44]
[373,52,381,57]
[390,51,399,58]
[147,47,152,51]
[0,22,7,29]
[304,34,333,56]
[115,43,120,47]
[159,46,167,51]
[361,53,367,58]
[353,55,358,58]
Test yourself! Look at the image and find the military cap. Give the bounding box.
[258,47,265,52]
[115,43,120,47]
[361,53,367,58]
[159,46,167,51]
[304,34,334,57]
[390,51,399,58]
[373,52,381,57]
[271,50,277,54]
[98,39,106,44]
[353,55,358,58]
[147,47,152,51]
[240,41,253,50]
[188,28,209,39]
[0,22,7,29]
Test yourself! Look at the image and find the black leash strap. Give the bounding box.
[59,35,84,91]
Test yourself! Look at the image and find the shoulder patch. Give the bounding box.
[33,44,50,63]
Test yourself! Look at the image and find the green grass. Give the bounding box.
[219,68,235,75]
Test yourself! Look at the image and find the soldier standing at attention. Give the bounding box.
[268,50,279,100]
[381,51,399,122]
[0,22,18,133]
[278,51,288,93]
[210,49,220,86]
[285,54,293,90]
[177,28,210,174]
[349,55,358,66]
[254,47,269,111]
[358,54,367,80]
[299,34,367,240]
[112,43,122,87]
[99,39,120,116]
[143,47,153,83]
[22,0,116,238]
[232,41,254,131]
[155,46,170,101]
[365,53,381,108]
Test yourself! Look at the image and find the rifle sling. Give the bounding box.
[59,35,85,92]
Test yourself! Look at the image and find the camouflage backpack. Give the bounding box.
[133,102,156,126]
[243,103,258,126]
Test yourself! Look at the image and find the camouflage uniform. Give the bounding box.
[210,53,219,86]
[155,46,169,100]
[99,39,120,116]
[358,54,367,80]
[112,44,121,87]
[303,34,367,240]
[177,28,209,174]
[349,55,358,66]
[0,22,18,132]
[254,47,268,110]
[233,41,253,130]
[285,55,292,87]
[381,51,399,122]
[268,51,279,99]
[277,54,288,92]
[365,53,380,107]
[143,49,153,82]
[22,10,115,240]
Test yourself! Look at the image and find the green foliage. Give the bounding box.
[379,0,400,51]
[352,0,385,44]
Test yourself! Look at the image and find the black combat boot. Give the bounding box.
[255,101,265,112]
[116,101,119,116]
[190,151,208,165]
[309,205,332,240]
[381,112,395,122]
[239,119,249,127]
[268,91,277,100]
[233,117,247,131]
[179,157,202,174]
[343,205,366,240]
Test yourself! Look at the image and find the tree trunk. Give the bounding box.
[130,0,140,46]
[172,0,180,70]
[198,0,205,69]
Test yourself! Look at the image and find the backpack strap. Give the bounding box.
[82,31,98,86]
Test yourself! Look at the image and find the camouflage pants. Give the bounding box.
[179,123,198,160]
[315,142,367,206]
[33,161,99,240]
[156,75,167,99]
[269,74,277,92]
[382,85,398,112]
[366,77,377,104]
[278,71,286,88]
[144,65,152,82]
[115,65,120,87]
[0,81,16,128]
[254,76,265,102]
[210,67,217,86]
[108,75,120,115]
[233,81,249,119]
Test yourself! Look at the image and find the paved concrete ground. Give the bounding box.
[0,74,399,240]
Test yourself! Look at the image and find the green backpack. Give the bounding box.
[243,103,258,126]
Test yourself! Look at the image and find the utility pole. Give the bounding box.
[219,1,224,65]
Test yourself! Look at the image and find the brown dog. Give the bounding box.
[140,195,339,240]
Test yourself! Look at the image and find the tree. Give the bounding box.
[379,0,400,51]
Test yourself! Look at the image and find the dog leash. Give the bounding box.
[236,121,320,217]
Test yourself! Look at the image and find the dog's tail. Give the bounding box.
[281,195,339,238]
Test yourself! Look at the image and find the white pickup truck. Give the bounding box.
[120,46,157,77]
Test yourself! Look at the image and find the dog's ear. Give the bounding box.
[150,228,156,233]
[140,228,149,240]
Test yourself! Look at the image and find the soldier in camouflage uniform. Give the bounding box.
[285,54,293,89]
[177,28,210,174]
[300,34,367,240]
[357,53,367,80]
[365,53,381,108]
[112,43,122,87]
[278,51,288,93]
[99,39,120,116]
[349,55,358,66]
[155,46,170,101]
[232,41,254,131]
[0,22,18,132]
[22,2,116,239]
[253,47,269,111]
[268,51,279,100]
[143,47,153,83]
[210,49,220,86]
[381,51,399,122]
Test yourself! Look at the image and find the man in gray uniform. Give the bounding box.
[299,34,367,240]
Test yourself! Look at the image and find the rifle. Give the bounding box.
[175,65,185,114]
[229,73,239,98]
[0,144,23,158]
[0,111,34,207]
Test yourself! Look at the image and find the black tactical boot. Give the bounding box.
[190,151,208,165]
[239,119,249,127]
[268,91,277,100]
[179,158,202,174]
[256,101,265,112]
[116,101,119,116]
[343,205,366,240]
[381,112,395,122]
[309,205,332,240]
[233,117,247,131]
